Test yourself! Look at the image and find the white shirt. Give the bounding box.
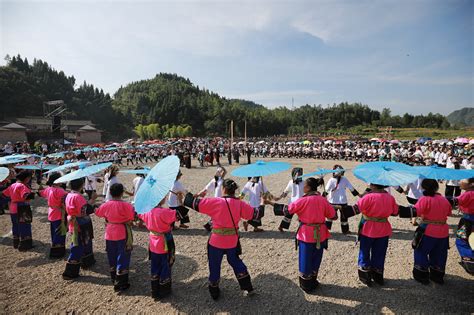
[325,177,354,204]
[406,178,423,200]
[168,180,186,207]
[132,176,144,202]
[242,181,268,208]
[105,176,120,201]
[284,179,304,204]
[85,175,98,191]
[204,177,224,197]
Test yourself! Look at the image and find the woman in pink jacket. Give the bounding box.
[184,179,262,300]
[267,177,337,293]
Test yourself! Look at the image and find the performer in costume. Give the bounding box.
[138,196,177,299]
[276,168,304,232]
[410,179,451,284]
[168,170,190,229]
[241,176,270,232]
[2,171,35,251]
[62,178,97,280]
[95,183,135,291]
[356,183,398,286]
[454,178,474,274]
[184,179,261,300]
[324,165,359,234]
[266,177,336,292]
[38,172,68,258]
[197,166,227,232]
[103,165,120,201]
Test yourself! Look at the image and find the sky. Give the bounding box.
[1,0,473,115]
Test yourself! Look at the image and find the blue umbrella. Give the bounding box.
[411,165,474,181]
[0,167,9,182]
[231,160,291,177]
[45,161,91,174]
[353,161,418,186]
[47,152,67,158]
[54,162,112,184]
[134,156,180,214]
[16,162,58,171]
[302,168,348,178]
[0,159,24,165]
[120,167,151,175]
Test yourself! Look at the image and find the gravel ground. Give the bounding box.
[0,158,473,314]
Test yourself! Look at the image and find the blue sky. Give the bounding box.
[1,0,472,115]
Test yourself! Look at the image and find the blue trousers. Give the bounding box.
[150,251,171,281]
[414,235,448,270]
[208,244,247,283]
[67,233,93,262]
[50,220,66,246]
[106,239,131,273]
[299,240,327,276]
[358,235,389,271]
[10,213,32,240]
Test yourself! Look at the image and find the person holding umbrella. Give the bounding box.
[184,179,261,300]
[1,170,35,251]
[410,179,452,284]
[266,177,336,292]
[62,178,98,280]
[454,178,474,274]
[95,183,135,292]
[38,172,68,258]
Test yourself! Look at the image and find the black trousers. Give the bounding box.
[445,185,461,198]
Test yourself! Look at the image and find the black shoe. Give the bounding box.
[158,279,172,298]
[151,279,160,299]
[341,224,350,235]
[358,268,372,286]
[110,268,117,284]
[299,275,316,293]
[325,220,333,230]
[208,284,220,300]
[62,262,81,280]
[81,254,96,269]
[371,270,384,285]
[114,273,130,292]
[18,238,33,251]
[203,222,212,232]
[429,268,445,285]
[13,238,19,249]
[49,246,66,259]
[459,260,474,275]
[413,267,429,285]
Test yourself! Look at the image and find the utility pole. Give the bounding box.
[244,120,247,145]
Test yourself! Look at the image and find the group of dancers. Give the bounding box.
[1,161,473,300]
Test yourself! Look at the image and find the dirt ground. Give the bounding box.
[0,158,473,314]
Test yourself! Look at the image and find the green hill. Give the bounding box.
[447,107,474,126]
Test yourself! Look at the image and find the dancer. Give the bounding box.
[276,168,304,232]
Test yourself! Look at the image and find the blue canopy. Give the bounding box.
[15,163,58,171]
[0,167,9,182]
[45,161,91,174]
[0,159,24,165]
[54,162,112,184]
[231,160,291,178]
[411,165,474,181]
[134,156,180,214]
[120,167,151,175]
[353,161,418,186]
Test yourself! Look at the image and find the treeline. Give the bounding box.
[134,123,192,140]
[0,55,130,140]
[0,55,453,140]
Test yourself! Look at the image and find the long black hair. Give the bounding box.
[421,179,439,197]
[223,178,238,196]
[305,177,324,192]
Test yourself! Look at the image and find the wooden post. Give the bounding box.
[244,120,247,145]
[230,120,234,149]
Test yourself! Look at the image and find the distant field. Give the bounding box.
[352,127,474,140]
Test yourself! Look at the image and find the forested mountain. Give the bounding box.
[447,107,474,126]
[0,55,453,140]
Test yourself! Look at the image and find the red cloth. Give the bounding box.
[39,186,67,221]
[199,197,254,249]
[415,194,452,238]
[2,182,31,214]
[357,192,398,238]
[139,207,176,254]
[95,200,135,241]
[457,190,474,214]
[288,194,335,243]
